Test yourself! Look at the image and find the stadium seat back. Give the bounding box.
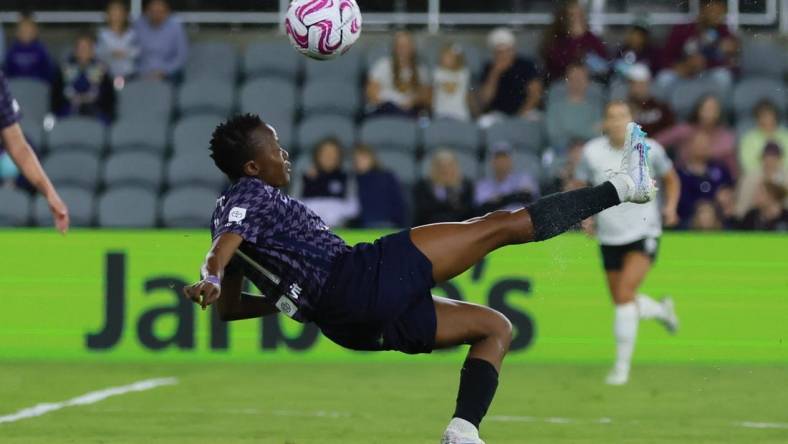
[297,115,356,152]
[103,152,164,191]
[161,185,218,228]
[34,186,94,227]
[359,117,420,152]
[0,187,30,226]
[47,116,105,153]
[42,151,100,191]
[178,78,235,117]
[97,186,157,228]
[301,80,360,119]
[423,119,481,153]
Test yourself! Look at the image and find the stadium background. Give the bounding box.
[1,1,787,443]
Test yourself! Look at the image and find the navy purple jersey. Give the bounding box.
[0,71,22,141]
[210,176,351,319]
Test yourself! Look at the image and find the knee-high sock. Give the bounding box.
[614,302,638,371]
[636,294,667,320]
[452,358,499,430]
[527,182,621,242]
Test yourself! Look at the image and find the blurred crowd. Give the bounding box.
[0,0,786,231]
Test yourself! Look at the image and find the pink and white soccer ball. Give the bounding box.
[285,0,362,60]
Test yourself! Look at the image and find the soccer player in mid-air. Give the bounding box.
[184,113,657,444]
[0,70,69,232]
[573,101,681,385]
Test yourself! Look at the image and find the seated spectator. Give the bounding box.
[612,22,661,75]
[656,0,737,94]
[52,34,115,122]
[352,144,407,228]
[3,12,54,83]
[689,200,723,231]
[626,64,675,136]
[656,95,738,178]
[738,182,788,231]
[432,44,473,122]
[540,0,608,83]
[366,31,429,117]
[546,63,603,151]
[478,27,542,126]
[413,149,474,225]
[134,0,188,81]
[739,100,788,174]
[97,0,139,81]
[546,138,586,194]
[300,138,358,227]
[676,131,734,227]
[475,142,539,214]
[736,142,788,217]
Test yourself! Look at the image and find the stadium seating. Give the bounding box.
[97,186,158,228]
[668,77,729,121]
[239,77,297,124]
[7,79,49,125]
[47,116,106,153]
[102,152,164,191]
[732,78,787,121]
[117,79,174,123]
[33,186,93,227]
[109,118,169,154]
[420,150,480,181]
[172,114,226,155]
[160,186,218,228]
[297,115,356,152]
[243,41,302,81]
[740,38,786,80]
[177,77,236,117]
[485,118,545,155]
[166,152,226,190]
[184,41,239,82]
[42,151,100,191]
[0,187,30,226]
[301,80,361,119]
[423,119,481,153]
[304,50,363,83]
[376,150,419,185]
[359,117,420,152]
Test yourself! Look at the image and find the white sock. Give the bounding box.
[613,302,638,371]
[447,417,479,437]
[636,294,667,320]
[608,175,634,203]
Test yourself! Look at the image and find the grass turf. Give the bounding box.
[1,361,787,443]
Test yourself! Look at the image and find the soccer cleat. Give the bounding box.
[613,122,657,204]
[605,364,630,386]
[441,418,485,444]
[659,296,679,334]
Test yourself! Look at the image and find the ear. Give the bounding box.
[242,159,260,177]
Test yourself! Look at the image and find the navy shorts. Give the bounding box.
[600,237,660,271]
[314,230,437,354]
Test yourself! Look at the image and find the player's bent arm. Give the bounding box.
[184,232,243,309]
[216,268,280,321]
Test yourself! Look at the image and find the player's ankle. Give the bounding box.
[608,174,634,203]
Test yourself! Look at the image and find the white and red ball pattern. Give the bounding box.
[285,0,362,60]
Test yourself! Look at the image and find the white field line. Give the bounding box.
[0,377,178,425]
[736,421,788,430]
[491,416,788,430]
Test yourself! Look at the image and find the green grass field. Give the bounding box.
[2,361,787,443]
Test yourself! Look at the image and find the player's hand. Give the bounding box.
[183,279,221,310]
[662,206,679,227]
[47,193,70,234]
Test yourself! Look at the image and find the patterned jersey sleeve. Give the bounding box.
[0,72,21,130]
[213,185,275,244]
[647,139,673,177]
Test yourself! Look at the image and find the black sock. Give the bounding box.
[526,182,620,242]
[452,358,499,430]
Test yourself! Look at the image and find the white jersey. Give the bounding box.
[575,136,673,246]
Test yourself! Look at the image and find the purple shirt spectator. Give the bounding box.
[676,160,734,226]
[4,39,53,83]
[211,176,351,320]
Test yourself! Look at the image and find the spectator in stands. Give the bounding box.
[474,141,539,214]
[52,34,115,122]
[546,138,586,194]
[300,138,358,227]
[134,0,188,81]
[97,0,139,81]
[738,182,788,231]
[366,31,429,117]
[0,24,5,62]
[478,27,542,126]
[3,12,54,83]
[739,100,788,174]
[432,44,473,122]
[676,131,734,227]
[546,63,602,151]
[656,95,737,177]
[352,144,407,228]
[540,0,608,83]
[626,64,675,136]
[413,149,474,225]
[612,22,661,76]
[736,142,788,217]
[657,0,737,93]
[689,200,723,231]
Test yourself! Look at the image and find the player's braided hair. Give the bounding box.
[209,113,265,182]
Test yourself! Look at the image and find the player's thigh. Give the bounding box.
[616,252,653,300]
[433,296,512,349]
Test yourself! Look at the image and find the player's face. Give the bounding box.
[604,103,632,143]
[248,125,291,188]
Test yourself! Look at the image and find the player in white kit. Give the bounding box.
[574,101,681,385]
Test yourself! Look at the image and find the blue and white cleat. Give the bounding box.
[617,122,657,204]
[441,418,486,444]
